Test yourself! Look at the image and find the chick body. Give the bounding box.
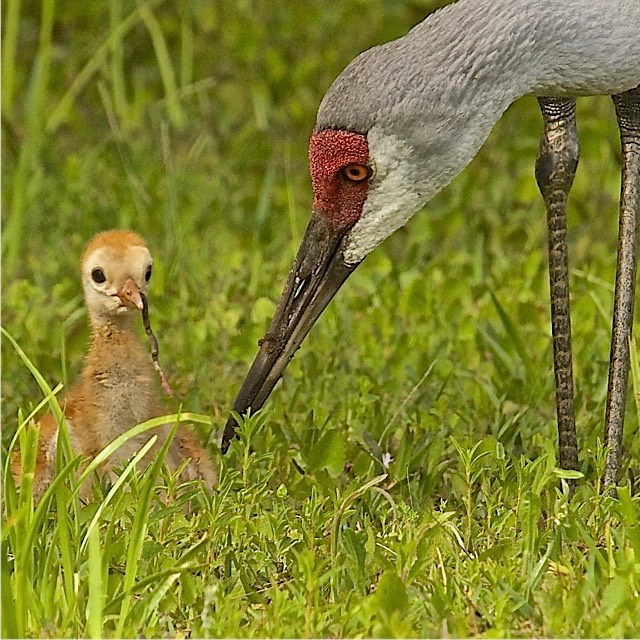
[12,230,216,499]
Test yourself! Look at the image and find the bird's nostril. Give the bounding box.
[293,276,309,301]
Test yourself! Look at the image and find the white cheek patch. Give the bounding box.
[343,132,427,265]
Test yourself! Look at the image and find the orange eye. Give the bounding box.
[340,163,371,182]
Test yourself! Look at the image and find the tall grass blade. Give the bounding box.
[104,563,205,611]
[109,0,129,129]
[76,412,210,488]
[1,539,19,638]
[11,425,39,635]
[45,0,164,133]
[87,524,104,639]
[55,464,76,613]
[1,0,21,114]
[18,458,81,577]
[3,0,56,274]
[49,415,79,618]
[1,327,65,424]
[80,436,160,553]
[135,572,181,628]
[179,3,194,88]
[115,421,179,636]
[138,4,185,128]
[39,521,61,625]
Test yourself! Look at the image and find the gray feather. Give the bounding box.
[317,0,640,138]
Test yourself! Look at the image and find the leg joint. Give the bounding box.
[535,98,580,196]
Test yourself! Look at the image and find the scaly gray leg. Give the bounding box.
[604,86,640,488]
[535,97,580,472]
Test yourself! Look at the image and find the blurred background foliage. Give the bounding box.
[2,0,637,481]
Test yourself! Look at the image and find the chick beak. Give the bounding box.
[117,277,144,310]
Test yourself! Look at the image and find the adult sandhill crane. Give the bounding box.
[222,0,640,486]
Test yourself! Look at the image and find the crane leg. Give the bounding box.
[535,97,580,472]
[604,86,640,488]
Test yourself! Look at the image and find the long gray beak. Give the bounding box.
[221,209,359,452]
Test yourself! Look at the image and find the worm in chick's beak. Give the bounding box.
[139,292,174,398]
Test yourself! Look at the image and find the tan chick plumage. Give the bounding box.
[12,230,216,499]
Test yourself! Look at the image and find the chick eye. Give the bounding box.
[91,268,106,284]
[340,163,371,182]
[145,265,152,282]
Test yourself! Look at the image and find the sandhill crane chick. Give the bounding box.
[12,230,216,499]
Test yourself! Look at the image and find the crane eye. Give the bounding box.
[145,265,152,282]
[91,268,106,284]
[340,163,371,182]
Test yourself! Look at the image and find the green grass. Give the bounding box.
[2,0,640,637]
